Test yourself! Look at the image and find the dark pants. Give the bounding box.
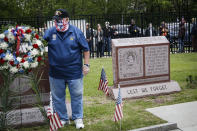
[88,40,92,56]
[97,41,104,57]
[178,37,184,52]
[104,37,111,56]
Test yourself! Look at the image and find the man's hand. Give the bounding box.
[83,51,90,76]
[83,64,90,76]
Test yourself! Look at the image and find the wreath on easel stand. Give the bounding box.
[0,25,48,129]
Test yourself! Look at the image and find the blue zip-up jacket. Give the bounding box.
[43,25,89,79]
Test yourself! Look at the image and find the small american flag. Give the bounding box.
[47,107,63,131]
[114,85,123,122]
[98,68,109,95]
[47,93,63,131]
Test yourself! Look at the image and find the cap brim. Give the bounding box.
[53,15,62,21]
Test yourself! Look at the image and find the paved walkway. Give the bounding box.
[146,101,197,131]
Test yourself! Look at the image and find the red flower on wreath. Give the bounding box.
[25,29,32,34]
[33,44,39,49]
[35,34,39,39]
[23,54,28,58]
[0,59,5,64]
[9,61,14,66]
[21,59,25,63]
[16,52,19,56]
[4,37,8,42]
[0,49,4,54]
[37,56,42,62]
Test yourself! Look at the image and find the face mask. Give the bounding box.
[54,18,69,32]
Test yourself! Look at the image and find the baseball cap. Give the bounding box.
[53,9,69,21]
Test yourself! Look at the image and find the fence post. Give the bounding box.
[140,13,144,37]
[90,15,94,58]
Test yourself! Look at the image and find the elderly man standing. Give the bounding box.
[43,9,90,129]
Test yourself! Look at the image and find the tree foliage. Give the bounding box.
[0,0,196,18]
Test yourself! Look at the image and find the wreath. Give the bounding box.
[0,25,47,74]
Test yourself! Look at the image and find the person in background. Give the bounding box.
[128,19,140,37]
[95,24,104,57]
[191,18,197,52]
[111,25,118,39]
[86,23,92,56]
[159,21,168,37]
[43,9,90,129]
[103,21,112,56]
[145,22,157,37]
[178,17,186,53]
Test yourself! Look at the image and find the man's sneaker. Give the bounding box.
[74,119,84,129]
[61,120,70,126]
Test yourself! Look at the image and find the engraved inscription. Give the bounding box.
[126,84,168,95]
[127,88,138,94]
[112,81,181,99]
[0,93,50,107]
[10,93,50,106]
[118,47,143,79]
[9,75,31,94]
[6,107,45,125]
[145,45,169,76]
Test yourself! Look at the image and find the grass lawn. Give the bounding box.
[19,53,197,131]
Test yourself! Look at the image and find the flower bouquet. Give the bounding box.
[0,25,47,74]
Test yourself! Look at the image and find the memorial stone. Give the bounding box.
[111,36,181,99]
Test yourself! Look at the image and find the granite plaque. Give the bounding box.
[145,45,169,76]
[111,36,180,99]
[118,47,143,79]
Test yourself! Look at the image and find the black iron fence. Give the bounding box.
[0,12,196,57]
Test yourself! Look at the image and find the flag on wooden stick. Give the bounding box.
[47,107,63,131]
[98,67,109,95]
[47,93,63,131]
[114,84,123,122]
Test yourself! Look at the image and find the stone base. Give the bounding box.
[5,106,47,126]
[0,101,72,126]
[110,80,181,99]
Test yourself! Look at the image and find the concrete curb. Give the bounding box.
[128,122,179,131]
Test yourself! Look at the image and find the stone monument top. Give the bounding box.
[112,36,169,46]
